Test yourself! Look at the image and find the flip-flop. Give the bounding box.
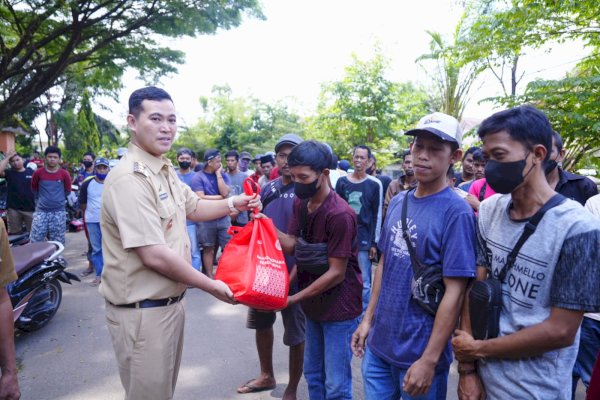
[236,379,276,394]
[79,269,94,277]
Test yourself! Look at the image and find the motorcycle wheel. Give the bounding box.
[18,280,63,332]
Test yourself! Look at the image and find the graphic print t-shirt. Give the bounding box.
[369,187,476,371]
[335,175,383,251]
[476,194,600,400]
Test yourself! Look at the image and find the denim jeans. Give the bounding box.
[362,347,448,400]
[86,222,103,277]
[357,250,372,312]
[186,223,202,271]
[304,316,359,400]
[572,317,600,398]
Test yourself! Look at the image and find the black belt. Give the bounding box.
[113,291,186,309]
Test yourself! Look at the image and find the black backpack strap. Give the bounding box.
[479,182,487,202]
[498,194,566,281]
[401,188,423,274]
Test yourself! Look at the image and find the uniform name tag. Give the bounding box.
[159,192,168,200]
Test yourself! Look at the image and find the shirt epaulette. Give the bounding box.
[133,161,149,178]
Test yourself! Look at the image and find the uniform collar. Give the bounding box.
[128,143,172,174]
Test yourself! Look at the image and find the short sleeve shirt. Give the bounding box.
[191,170,230,195]
[0,220,17,288]
[476,194,600,399]
[468,178,496,201]
[288,191,362,322]
[261,178,296,274]
[99,144,200,304]
[5,168,35,211]
[369,187,477,371]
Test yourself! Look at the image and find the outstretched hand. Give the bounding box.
[209,279,237,305]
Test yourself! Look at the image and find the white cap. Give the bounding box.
[117,147,128,157]
[405,112,463,148]
[26,162,37,171]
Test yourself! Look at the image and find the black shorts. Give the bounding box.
[246,303,306,346]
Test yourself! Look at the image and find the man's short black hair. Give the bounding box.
[478,105,552,162]
[447,165,455,179]
[472,149,485,163]
[225,150,239,160]
[552,130,564,152]
[83,151,96,160]
[288,140,332,173]
[128,87,173,117]
[176,147,193,157]
[463,146,479,160]
[353,145,372,158]
[402,150,411,161]
[45,146,61,158]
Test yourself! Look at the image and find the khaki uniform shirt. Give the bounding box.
[100,144,200,305]
[0,221,17,288]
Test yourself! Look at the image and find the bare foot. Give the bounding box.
[236,377,276,394]
[282,386,298,400]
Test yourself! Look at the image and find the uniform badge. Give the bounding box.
[133,161,149,177]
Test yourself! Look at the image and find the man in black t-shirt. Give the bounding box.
[0,150,35,233]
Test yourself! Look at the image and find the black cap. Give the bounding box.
[260,154,274,165]
[203,149,220,162]
[274,133,303,153]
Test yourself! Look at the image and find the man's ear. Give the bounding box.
[127,114,137,134]
[558,148,566,162]
[451,148,463,165]
[532,144,548,165]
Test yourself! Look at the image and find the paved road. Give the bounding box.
[14,231,586,399]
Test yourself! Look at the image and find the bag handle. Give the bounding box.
[243,177,261,214]
[401,188,425,275]
[497,193,566,282]
[479,182,487,202]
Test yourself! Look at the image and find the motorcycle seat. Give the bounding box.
[12,242,56,275]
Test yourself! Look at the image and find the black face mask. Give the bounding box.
[544,159,558,175]
[485,153,534,194]
[294,175,321,200]
[82,161,93,168]
[178,161,191,170]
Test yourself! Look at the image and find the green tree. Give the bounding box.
[459,0,600,169]
[417,29,482,120]
[171,87,304,161]
[312,52,431,166]
[0,0,263,124]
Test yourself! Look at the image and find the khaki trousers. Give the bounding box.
[7,208,33,233]
[105,300,185,400]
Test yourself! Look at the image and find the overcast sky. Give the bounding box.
[96,0,587,130]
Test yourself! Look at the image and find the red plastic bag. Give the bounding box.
[216,218,289,310]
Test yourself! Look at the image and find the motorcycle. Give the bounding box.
[8,241,80,332]
[8,232,29,246]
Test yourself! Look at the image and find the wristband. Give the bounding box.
[227,196,237,213]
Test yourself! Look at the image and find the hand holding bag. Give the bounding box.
[215,178,289,310]
[469,194,566,340]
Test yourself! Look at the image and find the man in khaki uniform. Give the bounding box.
[0,220,20,400]
[100,87,261,400]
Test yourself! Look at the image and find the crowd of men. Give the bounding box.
[0,86,599,400]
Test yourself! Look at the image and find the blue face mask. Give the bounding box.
[96,173,107,181]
